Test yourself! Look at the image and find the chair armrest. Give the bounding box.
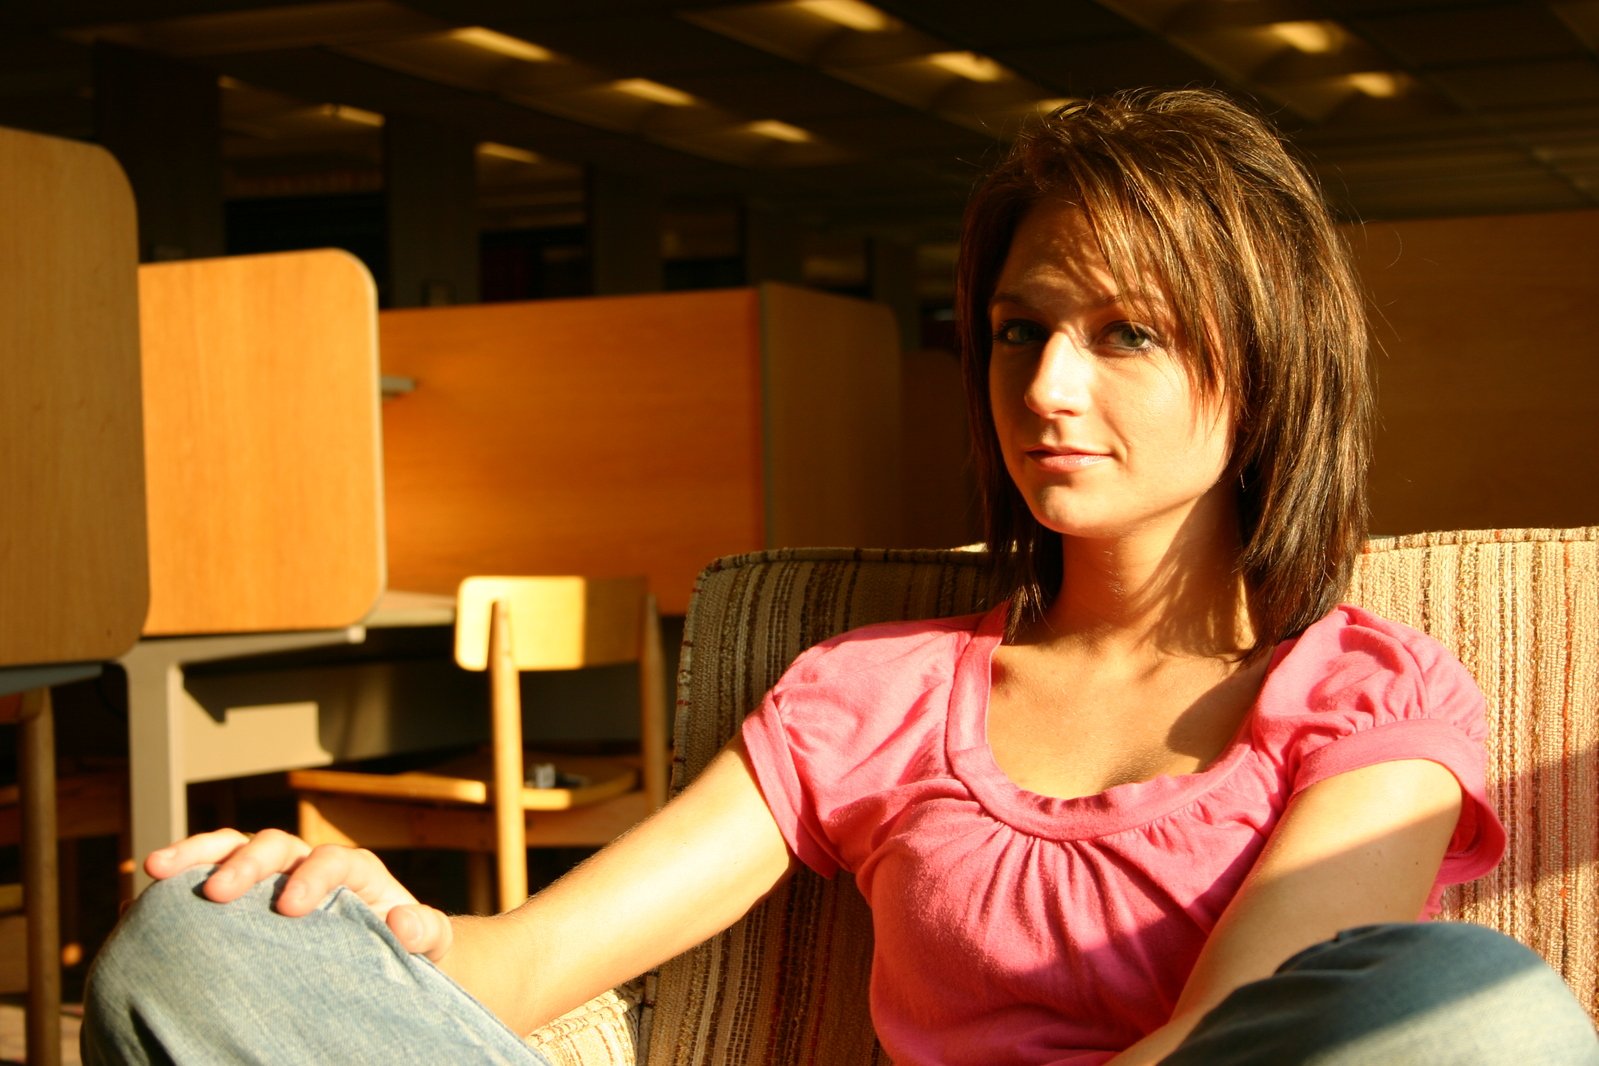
[523,983,641,1066]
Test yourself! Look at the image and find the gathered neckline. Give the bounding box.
[945,603,1295,841]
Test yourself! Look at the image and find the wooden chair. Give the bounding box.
[290,576,669,914]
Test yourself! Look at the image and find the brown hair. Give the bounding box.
[956,88,1372,652]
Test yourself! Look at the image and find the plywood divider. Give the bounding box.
[0,125,147,666]
[760,283,904,550]
[1347,210,1599,532]
[139,249,385,635]
[379,290,766,614]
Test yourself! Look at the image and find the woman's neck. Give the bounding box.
[1035,500,1254,662]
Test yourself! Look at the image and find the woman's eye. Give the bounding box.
[992,320,1046,346]
[1103,322,1159,351]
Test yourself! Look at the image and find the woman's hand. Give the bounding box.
[144,828,455,962]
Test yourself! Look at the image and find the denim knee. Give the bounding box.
[82,867,282,1063]
[1166,922,1599,1064]
[83,868,554,1066]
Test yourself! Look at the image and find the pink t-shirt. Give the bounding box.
[741,603,1506,1066]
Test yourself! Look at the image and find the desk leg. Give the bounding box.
[20,687,61,1066]
[122,651,189,895]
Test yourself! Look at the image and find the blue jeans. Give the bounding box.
[1164,922,1598,1064]
[84,869,1597,1064]
[82,868,552,1065]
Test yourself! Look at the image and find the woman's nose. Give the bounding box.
[1024,334,1092,416]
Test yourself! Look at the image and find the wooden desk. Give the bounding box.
[127,248,392,886]
[122,592,468,886]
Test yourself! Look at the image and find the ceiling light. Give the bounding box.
[318,103,384,126]
[793,0,894,32]
[449,26,553,63]
[1347,71,1405,98]
[926,51,1006,83]
[612,78,697,107]
[478,142,542,164]
[746,120,814,143]
[1266,21,1340,55]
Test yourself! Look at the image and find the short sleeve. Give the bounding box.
[740,614,984,878]
[743,681,847,876]
[1256,607,1507,886]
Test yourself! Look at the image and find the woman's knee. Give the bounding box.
[1289,922,1576,1005]
[94,867,282,968]
[1168,923,1598,1064]
[1300,923,1597,1062]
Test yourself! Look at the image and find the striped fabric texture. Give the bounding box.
[524,528,1598,1064]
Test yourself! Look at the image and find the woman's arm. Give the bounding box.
[146,734,795,1037]
[1106,757,1464,1065]
[446,735,795,1032]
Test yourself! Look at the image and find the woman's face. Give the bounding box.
[987,200,1235,546]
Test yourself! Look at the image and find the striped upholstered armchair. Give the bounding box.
[525,527,1599,1065]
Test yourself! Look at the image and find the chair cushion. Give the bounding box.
[524,983,641,1065]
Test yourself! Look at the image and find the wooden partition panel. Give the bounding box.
[898,347,980,550]
[380,289,765,613]
[1348,210,1599,532]
[0,126,147,666]
[761,284,903,550]
[139,250,385,635]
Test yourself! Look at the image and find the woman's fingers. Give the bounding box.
[144,824,271,882]
[140,828,456,962]
[386,902,456,962]
[199,827,313,902]
[143,827,254,880]
[277,846,455,960]
[275,843,414,917]
[142,827,315,902]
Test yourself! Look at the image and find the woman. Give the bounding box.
[84,89,1597,1065]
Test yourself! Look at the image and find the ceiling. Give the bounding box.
[2,0,1596,258]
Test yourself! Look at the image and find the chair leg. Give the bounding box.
[466,852,494,917]
[20,687,61,1066]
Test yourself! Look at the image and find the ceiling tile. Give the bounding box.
[994,37,1226,96]
[1353,4,1588,66]
[875,0,1141,47]
[1429,57,1599,109]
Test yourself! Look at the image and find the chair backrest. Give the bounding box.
[454,576,656,672]
[455,575,668,911]
[642,529,1599,1065]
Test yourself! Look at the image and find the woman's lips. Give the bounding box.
[1025,447,1111,472]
